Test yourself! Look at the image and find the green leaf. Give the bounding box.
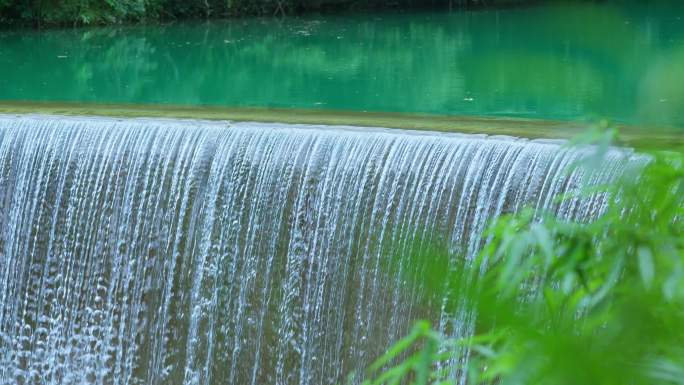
[368,321,429,372]
[637,245,655,289]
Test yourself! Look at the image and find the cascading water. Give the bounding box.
[0,114,631,385]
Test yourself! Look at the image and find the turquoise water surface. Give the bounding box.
[1,1,683,127]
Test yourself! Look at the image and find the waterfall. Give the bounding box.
[0,114,631,385]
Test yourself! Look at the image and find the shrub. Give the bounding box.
[356,131,684,385]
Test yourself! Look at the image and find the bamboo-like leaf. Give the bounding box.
[368,321,430,372]
[637,245,655,289]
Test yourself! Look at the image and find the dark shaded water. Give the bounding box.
[1,2,684,127]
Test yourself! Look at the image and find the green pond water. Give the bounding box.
[1,1,684,128]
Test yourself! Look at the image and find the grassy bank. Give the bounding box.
[0,101,680,150]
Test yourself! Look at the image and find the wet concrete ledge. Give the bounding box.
[0,101,681,150]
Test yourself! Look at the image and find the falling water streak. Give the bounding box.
[0,115,635,385]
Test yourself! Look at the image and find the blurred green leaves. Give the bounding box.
[355,131,684,385]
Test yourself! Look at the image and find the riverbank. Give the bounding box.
[1,101,679,150]
[0,0,540,28]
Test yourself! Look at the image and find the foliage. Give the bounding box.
[355,133,684,385]
[0,0,536,27]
